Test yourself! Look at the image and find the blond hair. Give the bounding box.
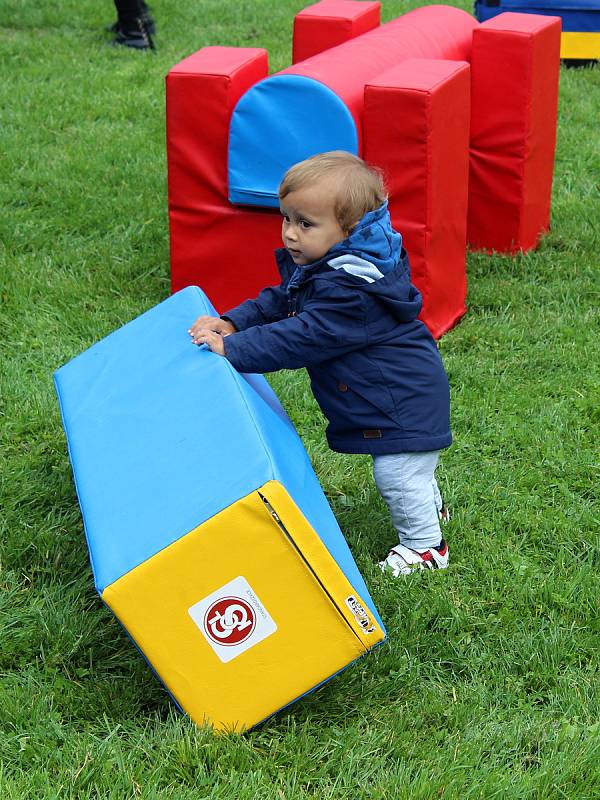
[278,151,387,233]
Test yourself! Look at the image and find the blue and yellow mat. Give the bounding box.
[54,286,385,731]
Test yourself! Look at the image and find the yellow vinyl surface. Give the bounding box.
[102,481,384,732]
[561,32,600,59]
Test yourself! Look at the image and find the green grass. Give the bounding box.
[1,1,599,797]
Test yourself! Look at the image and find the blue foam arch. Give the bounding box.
[228,75,359,208]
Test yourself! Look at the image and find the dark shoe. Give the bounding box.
[112,26,153,50]
[107,16,155,36]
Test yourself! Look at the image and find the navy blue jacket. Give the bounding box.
[223,204,451,455]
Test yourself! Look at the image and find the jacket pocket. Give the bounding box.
[340,377,401,426]
[311,368,402,433]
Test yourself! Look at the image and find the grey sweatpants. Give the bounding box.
[372,451,443,551]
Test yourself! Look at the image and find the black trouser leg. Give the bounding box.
[113,0,148,29]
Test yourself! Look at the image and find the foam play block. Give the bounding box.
[167,4,562,339]
[468,13,561,252]
[364,58,471,339]
[54,286,385,732]
[228,5,476,208]
[475,0,599,59]
[292,0,381,63]
[166,47,282,304]
[168,202,282,308]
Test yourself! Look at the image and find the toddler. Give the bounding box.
[189,151,452,576]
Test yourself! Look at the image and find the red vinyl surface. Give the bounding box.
[364,59,471,338]
[169,205,281,309]
[468,13,561,252]
[167,47,268,209]
[166,47,282,305]
[292,0,381,63]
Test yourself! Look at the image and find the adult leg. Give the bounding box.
[112,1,155,48]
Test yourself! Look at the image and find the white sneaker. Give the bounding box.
[379,540,449,577]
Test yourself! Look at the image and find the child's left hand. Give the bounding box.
[191,328,226,356]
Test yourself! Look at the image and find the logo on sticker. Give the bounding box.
[204,596,256,646]
[188,576,278,664]
[346,595,377,634]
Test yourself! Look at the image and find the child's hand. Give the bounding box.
[188,315,236,340]
[191,328,226,356]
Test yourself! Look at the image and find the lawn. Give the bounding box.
[1,1,599,798]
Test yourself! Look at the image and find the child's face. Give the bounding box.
[280,180,349,266]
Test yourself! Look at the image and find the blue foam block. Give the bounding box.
[54,286,383,631]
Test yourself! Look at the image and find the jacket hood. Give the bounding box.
[328,201,401,275]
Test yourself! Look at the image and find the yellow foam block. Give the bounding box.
[102,480,384,731]
[561,32,600,59]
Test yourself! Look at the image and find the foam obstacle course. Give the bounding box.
[54,287,385,732]
[166,1,562,339]
[476,0,600,61]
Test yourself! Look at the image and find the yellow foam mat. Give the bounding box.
[561,32,600,59]
[102,480,384,731]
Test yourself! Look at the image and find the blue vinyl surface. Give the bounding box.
[475,1,599,31]
[228,74,358,208]
[54,287,383,631]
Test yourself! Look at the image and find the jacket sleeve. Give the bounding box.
[223,286,368,373]
[222,284,288,331]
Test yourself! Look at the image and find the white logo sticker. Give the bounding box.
[345,595,377,635]
[188,576,277,663]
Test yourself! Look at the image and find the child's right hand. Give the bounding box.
[188,315,236,342]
